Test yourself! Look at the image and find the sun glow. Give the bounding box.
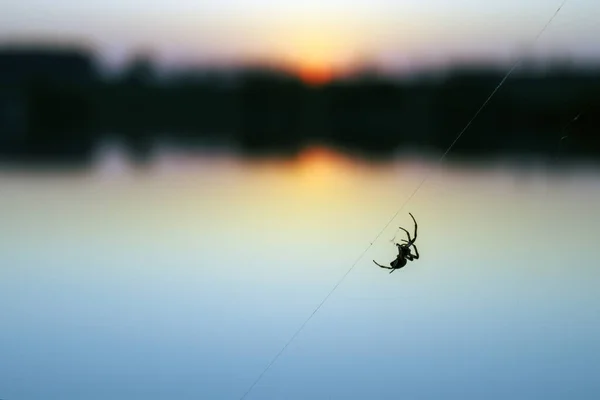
[284,44,340,85]
[297,62,334,85]
[272,24,365,85]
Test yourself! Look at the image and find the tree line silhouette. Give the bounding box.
[1,46,599,164]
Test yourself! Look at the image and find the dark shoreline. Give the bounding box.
[1,46,599,166]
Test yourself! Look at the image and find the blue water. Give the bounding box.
[1,147,599,399]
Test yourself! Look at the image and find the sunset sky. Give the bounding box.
[1,0,599,76]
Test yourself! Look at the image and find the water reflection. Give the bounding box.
[1,145,599,400]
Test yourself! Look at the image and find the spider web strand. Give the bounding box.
[237,2,569,399]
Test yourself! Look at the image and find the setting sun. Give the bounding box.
[297,62,334,85]
[272,23,364,84]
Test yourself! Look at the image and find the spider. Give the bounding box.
[373,212,419,274]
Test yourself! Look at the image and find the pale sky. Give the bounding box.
[1,0,599,74]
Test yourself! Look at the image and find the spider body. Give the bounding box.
[373,212,419,274]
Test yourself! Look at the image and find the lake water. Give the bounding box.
[1,145,600,400]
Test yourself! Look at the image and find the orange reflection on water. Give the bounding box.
[292,145,357,187]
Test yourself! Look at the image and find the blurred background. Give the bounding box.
[1,1,600,399]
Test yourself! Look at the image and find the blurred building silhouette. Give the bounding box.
[1,44,599,165]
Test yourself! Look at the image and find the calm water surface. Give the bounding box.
[1,146,599,399]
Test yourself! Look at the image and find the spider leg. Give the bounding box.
[409,212,417,243]
[398,227,412,244]
[410,244,420,260]
[373,260,393,270]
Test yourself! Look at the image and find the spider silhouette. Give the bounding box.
[373,212,419,274]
